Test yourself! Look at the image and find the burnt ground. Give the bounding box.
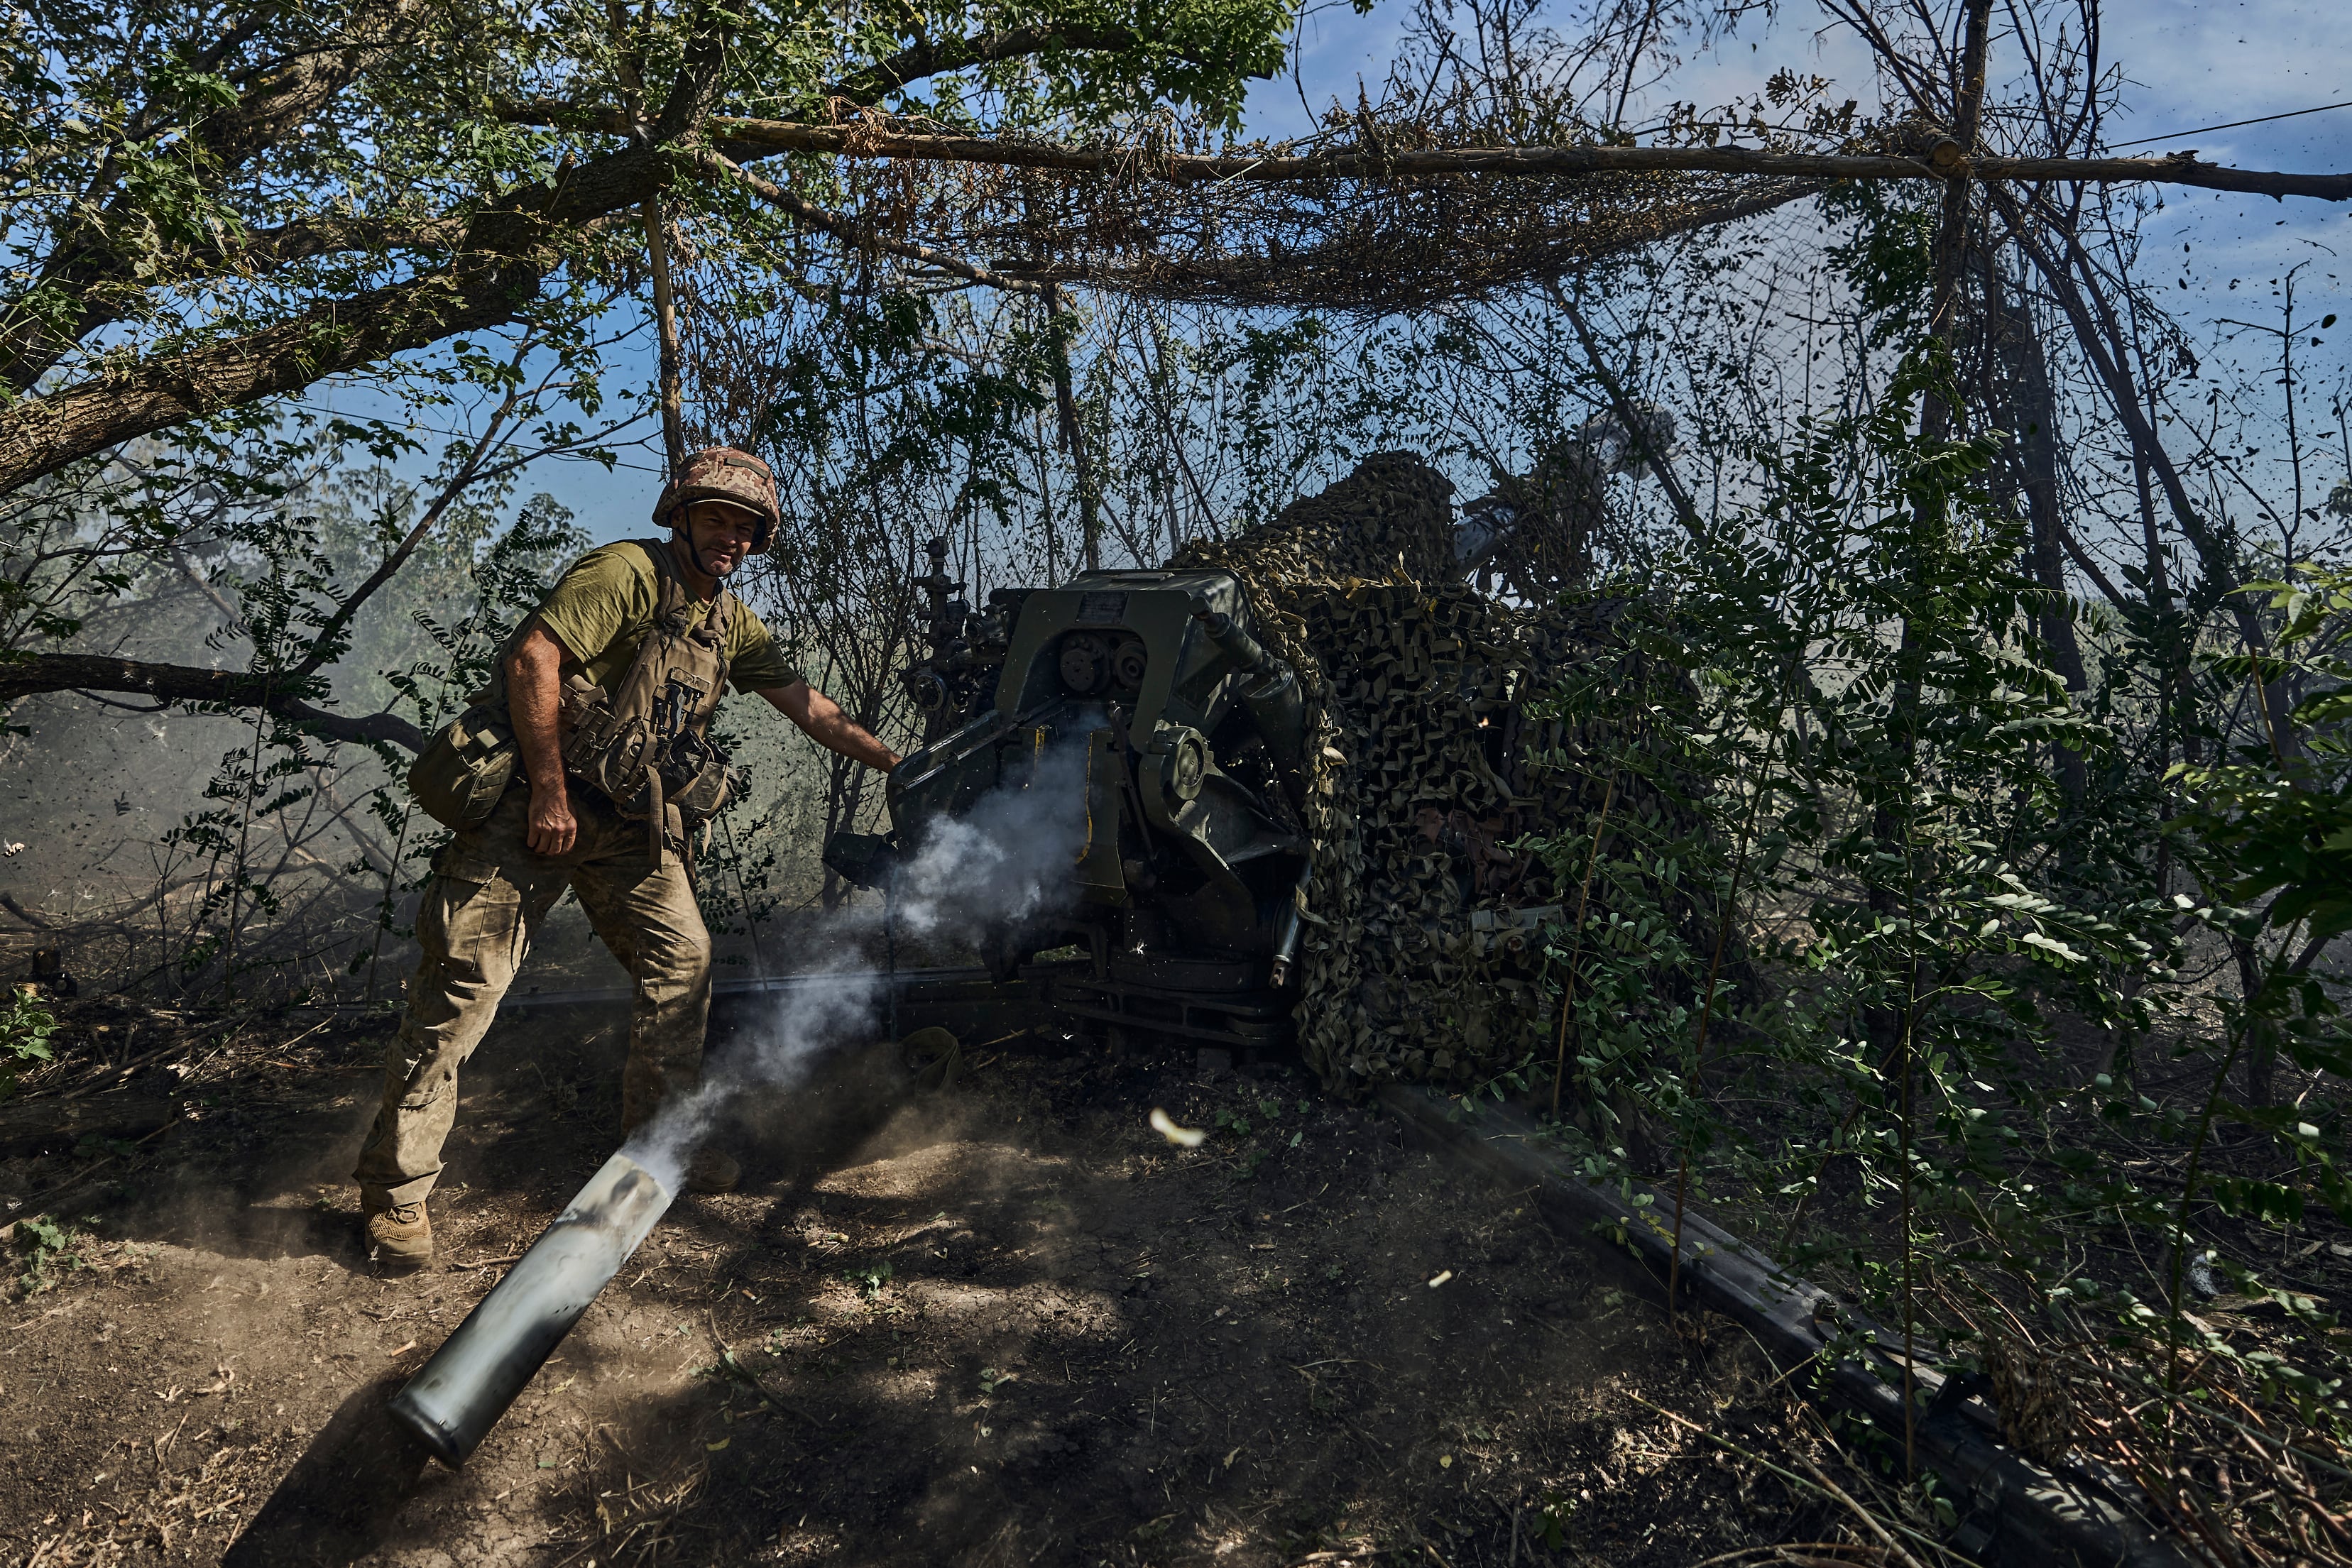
[1,997,1916,1568]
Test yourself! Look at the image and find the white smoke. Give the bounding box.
[620,965,883,1193]
[870,730,1090,943]
[620,725,1093,1193]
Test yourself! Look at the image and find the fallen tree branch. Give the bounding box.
[502,104,2352,200]
[1,893,53,928]
[1377,1085,2199,1567]
[0,654,426,752]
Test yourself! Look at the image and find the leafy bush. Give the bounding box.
[1525,322,2351,1546]
[0,988,57,1102]
[7,1214,80,1298]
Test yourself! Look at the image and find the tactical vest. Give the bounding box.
[556,539,747,867]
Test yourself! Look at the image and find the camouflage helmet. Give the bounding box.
[655,446,781,551]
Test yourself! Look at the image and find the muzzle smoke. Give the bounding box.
[621,728,1091,1190]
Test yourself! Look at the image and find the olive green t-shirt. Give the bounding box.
[535,541,804,696]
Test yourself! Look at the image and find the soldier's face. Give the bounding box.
[685,502,760,576]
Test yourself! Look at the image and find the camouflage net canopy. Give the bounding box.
[828,120,1819,312]
[1174,452,1699,1090]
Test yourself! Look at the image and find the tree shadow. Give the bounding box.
[220,1369,435,1568]
[718,1034,927,1190]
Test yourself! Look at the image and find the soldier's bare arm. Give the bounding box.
[508,625,579,855]
[760,680,901,774]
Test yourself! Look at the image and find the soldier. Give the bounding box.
[355,447,898,1268]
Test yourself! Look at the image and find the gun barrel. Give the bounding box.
[388,1152,674,1465]
[1189,596,1269,674]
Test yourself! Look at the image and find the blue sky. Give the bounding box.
[495,0,2352,542]
[1255,0,2352,165]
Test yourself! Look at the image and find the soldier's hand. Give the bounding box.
[526,781,578,856]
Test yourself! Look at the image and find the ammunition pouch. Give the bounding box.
[407,703,521,830]
[660,732,744,823]
[560,679,745,833]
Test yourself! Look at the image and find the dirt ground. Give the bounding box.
[1,995,1876,1568]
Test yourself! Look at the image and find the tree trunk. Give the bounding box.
[2235,936,2277,1107]
[1986,261,2090,804]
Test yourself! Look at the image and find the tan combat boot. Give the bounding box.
[364,1200,433,1269]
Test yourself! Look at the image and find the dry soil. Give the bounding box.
[1,996,1865,1567]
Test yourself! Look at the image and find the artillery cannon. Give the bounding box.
[827,561,1318,1054]
[831,449,1709,1085]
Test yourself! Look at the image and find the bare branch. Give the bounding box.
[285,335,538,683]
[1991,183,2300,750]
[1547,281,1701,535]
[501,104,2352,199]
[2056,518,2129,607]
[0,654,427,752]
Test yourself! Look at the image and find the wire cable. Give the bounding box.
[2108,99,2352,148]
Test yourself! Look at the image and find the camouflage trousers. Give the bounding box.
[353,782,710,1208]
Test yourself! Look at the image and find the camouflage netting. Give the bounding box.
[966,165,1820,312]
[821,115,1822,313]
[1173,451,1704,1092]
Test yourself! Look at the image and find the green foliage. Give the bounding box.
[1543,344,2165,1187]
[1535,1491,1574,1550]
[1820,182,1938,345]
[2164,567,2352,1269]
[1532,323,2349,1448]
[2,0,1295,422]
[847,1259,895,1300]
[0,989,58,1101]
[2172,566,2352,944]
[8,1213,82,1298]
